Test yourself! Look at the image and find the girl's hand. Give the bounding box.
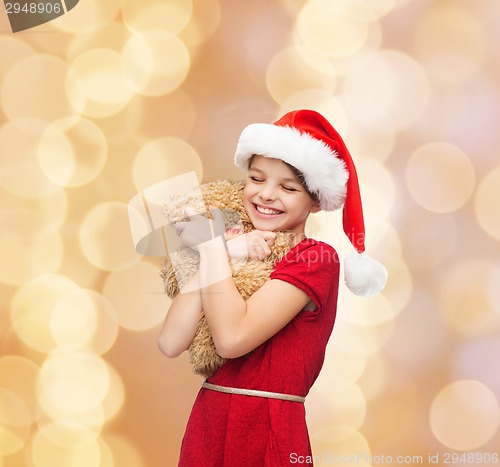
[227,230,276,261]
[174,206,226,250]
[246,230,276,260]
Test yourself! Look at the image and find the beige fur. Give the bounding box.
[160,179,294,377]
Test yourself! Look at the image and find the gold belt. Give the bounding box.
[201,381,305,403]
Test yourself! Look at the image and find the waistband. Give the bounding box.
[201,381,305,403]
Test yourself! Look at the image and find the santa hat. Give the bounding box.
[234,109,387,297]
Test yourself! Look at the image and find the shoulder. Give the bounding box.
[270,238,340,309]
[273,238,340,274]
[297,238,337,255]
[281,238,339,263]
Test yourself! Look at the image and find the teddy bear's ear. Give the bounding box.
[201,179,246,213]
[160,263,180,299]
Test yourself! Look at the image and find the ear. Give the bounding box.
[310,199,321,214]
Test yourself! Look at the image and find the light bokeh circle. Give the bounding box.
[343,50,430,129]
[49,0,121,34]
[343,101,396,162]
[490,265,500,318]
[474,165,500,241]
[79,202,143,271]
[338,291,395,326]
[454,338,500,400]
[50,289,99,348]
[336,0,395,21]
[0,356,40,425]
[102,261,171,331]
[357,353,389,402]
[309,425,371,460]
[310,375,366,429]
[339,319,395,355]
[0,120,61,199]
[38,117,108,187]
[324,323,367,383]
[297,0,370,59]
[401,211,458,269]
[357,163,394,233]
[0,388,31,455]
[413,5,486,85]
[0,36,36,87]
[121,29,191,97]
[37,389,105,432]
[31,429,102,467]
[126,90,197,143]
[300,0,395,22]
[266,46,336,105]
[66,49,135,118]
[406,142,475,213]
[100,434,145,467]
[430,380,500,450]
[121,0,193,35]
[0,188,67,248]
[384,291,445,374]
[132,137,203,191]
[0,230,63,286]
[438,258,499,336]
[38,348,110,413]
[36,360,124,429]
[10,274,80,353]
[37,421,100,450]
[178,0,222,48]
[81,291,120,356]
[1,55,77,122]
[377,257,412,317]
[100,363,126,424]
[66,22,131,59]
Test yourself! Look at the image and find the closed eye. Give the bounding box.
[282,185,298,192]
[249,176,264,183]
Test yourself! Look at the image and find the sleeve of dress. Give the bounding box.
[270,240,340,313]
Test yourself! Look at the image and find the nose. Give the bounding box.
[259,184,276,202]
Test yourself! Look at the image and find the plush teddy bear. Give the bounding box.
[160,179,294,377]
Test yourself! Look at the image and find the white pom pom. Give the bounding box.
[344,252,388,297]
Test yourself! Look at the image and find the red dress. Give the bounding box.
[178,239,340,466]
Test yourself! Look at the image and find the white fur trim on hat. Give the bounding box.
[344,252,388,297]
[235,123,349,211]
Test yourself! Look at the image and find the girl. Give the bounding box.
[159,109,387,466]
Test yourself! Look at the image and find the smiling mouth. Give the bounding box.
[254,204,284,216]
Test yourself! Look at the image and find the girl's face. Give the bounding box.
[243,155,320,240]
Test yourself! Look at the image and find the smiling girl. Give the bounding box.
[244,154,320,244]
[159,110,387,466]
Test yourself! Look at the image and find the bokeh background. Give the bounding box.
[1,0,500,465]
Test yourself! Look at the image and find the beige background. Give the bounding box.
[1,0,499,465]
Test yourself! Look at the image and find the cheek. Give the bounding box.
[243,184,255,201]
[289,196,314,215]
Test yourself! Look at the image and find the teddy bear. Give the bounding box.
[160,179,295,377]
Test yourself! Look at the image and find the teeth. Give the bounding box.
[256,205,282,215]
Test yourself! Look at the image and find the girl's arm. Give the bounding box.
[158,230,276,358]
[158,272,202,358]
[198,236,311,359]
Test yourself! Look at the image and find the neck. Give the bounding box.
[290,231,307,247]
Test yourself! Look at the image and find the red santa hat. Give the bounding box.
[234,109,387,297]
